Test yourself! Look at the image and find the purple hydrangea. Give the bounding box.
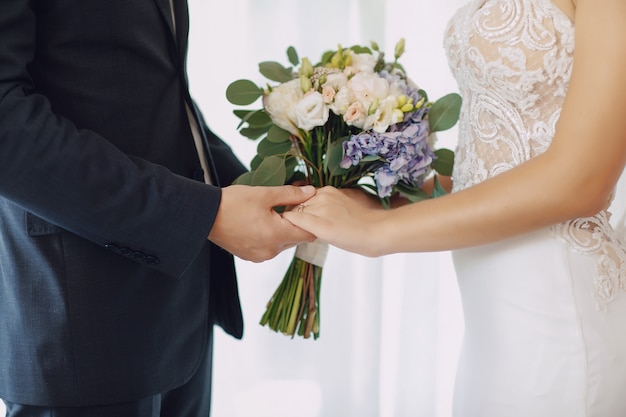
[340,105,435,197]
[341,132,383,167]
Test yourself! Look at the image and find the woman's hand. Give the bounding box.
[283,186,388,257]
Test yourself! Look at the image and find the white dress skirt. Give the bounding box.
[452,228,626,416]
[444,1,626,413]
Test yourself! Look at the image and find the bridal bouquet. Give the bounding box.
[226,39,461,339]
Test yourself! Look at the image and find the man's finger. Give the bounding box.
[266,185,316,207]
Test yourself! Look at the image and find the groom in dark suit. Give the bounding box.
[0,0,314,416]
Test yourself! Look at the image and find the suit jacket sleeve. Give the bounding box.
[0,0,220,279]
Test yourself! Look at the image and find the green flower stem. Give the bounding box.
[260,256,323,339]
[285,276,304,335]
[302,262,318,337]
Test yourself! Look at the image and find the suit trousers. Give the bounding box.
[3,329,213,417]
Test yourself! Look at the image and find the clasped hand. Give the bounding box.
[208,184,317,262]
[282,186,388,257]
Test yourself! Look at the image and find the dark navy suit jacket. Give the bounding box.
[0,0,245,406]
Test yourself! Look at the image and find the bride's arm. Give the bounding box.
[284,0,626,257]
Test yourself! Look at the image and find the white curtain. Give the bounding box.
[0,3,462,416]
[187,1,467,416]
[1,2,624,417]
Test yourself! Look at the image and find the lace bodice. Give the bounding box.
[444,0,626,307]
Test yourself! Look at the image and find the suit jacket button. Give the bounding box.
[104,243,121,254]
[144,256,160,264]
[131,251,145,260]
[119,247,132,256]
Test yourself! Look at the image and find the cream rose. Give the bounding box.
[321,85,336,104]
[343,101,367,128]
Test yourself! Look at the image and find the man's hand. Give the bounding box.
[208,184,316,262]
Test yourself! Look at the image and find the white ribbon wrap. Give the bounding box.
[294,240,329,267]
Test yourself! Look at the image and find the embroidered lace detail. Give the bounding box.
[444,0,626,307]
[552,214,626,308]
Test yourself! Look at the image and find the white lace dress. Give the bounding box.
[444,1,626,416]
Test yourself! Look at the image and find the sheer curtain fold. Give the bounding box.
[186,1,467,416]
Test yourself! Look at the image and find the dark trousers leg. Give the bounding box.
[3,327,214,417]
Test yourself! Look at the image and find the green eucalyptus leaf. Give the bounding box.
[284,155,299,175]
[259,61,294,83]
[320,50,334,66]
[266,125,292,143]
[233,171,254,185]
[359,155,381,164]
[287,46,299,66]
[250,154,264,170]
[389,62,406,74]
[257,137,292,157]
[240,126,269,140]
[324,136,349,176]
[226,80,264,105]
[233,109,250,121]
[373,53,386,73]
[433,148,455,176]
[350,45,372,54]
[287,170,307,184]
[251,155,287,186]
[430,175,448,198]
[234,109,272,129]
[395,181,430,203]
[418,89,429,103]
[429,93,462,133]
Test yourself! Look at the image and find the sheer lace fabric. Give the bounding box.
[444,0,626,308]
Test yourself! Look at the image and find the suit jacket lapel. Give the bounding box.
[153,0,188,65]
[171,0,189,63]
[153,0,212,182]
[153,0,176,38]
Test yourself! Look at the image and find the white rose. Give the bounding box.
[294,91,329,131]
[263,79,303,136]
[348,72,390,111]
[347,51,377,73]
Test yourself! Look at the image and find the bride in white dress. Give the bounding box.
[284,0,626,416]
